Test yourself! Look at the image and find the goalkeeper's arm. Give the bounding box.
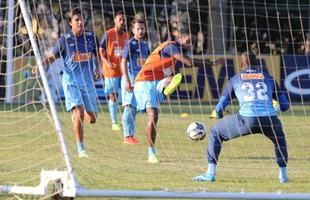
[273,83,290,112]
[273,93,290,112]
[210,82,234,119]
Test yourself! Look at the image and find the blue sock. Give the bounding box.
[77,143,85,152]
[148,147,156,155]
[279,167,287,179]
[122,107,131,137]
[108,100,118,124]
[207,163,216,175]
[128,107,137,137]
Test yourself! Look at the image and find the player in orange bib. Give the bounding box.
[99,11,128,131]
[134,28,193,163]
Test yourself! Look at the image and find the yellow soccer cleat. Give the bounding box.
[78,150,89,158]
[112,123,122,131]
[147,154,159,164]
[164,73,183,96]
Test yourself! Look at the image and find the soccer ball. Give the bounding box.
[187,121,207,141]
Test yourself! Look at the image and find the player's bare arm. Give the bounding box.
[31,52,56,74]
[173,54,192,67]
[93,49,102,80]
[121,57,133,91]
[99,47,114,70]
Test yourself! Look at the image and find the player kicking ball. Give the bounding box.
[135,28,224,163]
[193,52,290,183]
[134,28,195,163]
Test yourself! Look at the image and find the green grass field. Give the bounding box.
[1,102,310,199]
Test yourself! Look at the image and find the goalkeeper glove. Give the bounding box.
[273,99,281,113]
[210,110,221,119]
[210,110,229,119]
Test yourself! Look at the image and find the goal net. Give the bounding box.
[0,0,310,199]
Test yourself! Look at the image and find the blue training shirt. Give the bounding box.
[52,31,98,88]
[121,38,149,77]
[215,67,289,117]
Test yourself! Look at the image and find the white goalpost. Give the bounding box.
[1,0,310,199]
[1,0,78,197]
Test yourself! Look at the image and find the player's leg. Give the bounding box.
[260,116,288,183]
[163,73,182,96]
[193,114,254,182]
[121,77,138,144]
[72,105,88,158]
[72,87,98,158]
[105,77,121,131]
[134,81,160,163]
[128,106,137,138]
[83,87,98,124]
[64,84,88,157]
[109,93,121,131]
[146,107,159,163]
[122,105,138,144]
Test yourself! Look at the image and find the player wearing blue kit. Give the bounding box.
[32,8,100,158]
[120,19,149,144]
[193,52,290,183]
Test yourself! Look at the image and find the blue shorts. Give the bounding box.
[134,79,166,112]
[63,84,98,112]
[105,77,121,95]
[121,75,136,107]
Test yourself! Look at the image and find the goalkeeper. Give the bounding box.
[193,52,290,183]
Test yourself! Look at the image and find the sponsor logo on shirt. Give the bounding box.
[163,67,173,77]
[241,73,265,80]
[72,52,91,62]
[137,57,146,67]
[114,47,123,57]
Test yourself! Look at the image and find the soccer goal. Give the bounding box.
[1,0,310,199]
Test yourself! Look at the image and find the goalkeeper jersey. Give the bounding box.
[215,67,289,117]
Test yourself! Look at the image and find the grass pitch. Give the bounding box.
[0,102,310,199]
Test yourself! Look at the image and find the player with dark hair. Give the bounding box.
[120,18,149,144]
[99,11,128,131]
[134,28,193,163]
[33,7,100,158]
[193,52,290,183]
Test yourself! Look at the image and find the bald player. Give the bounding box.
[193,52,290,183]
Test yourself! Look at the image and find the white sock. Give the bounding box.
[279,167,287,179]
[207,163,216,175]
